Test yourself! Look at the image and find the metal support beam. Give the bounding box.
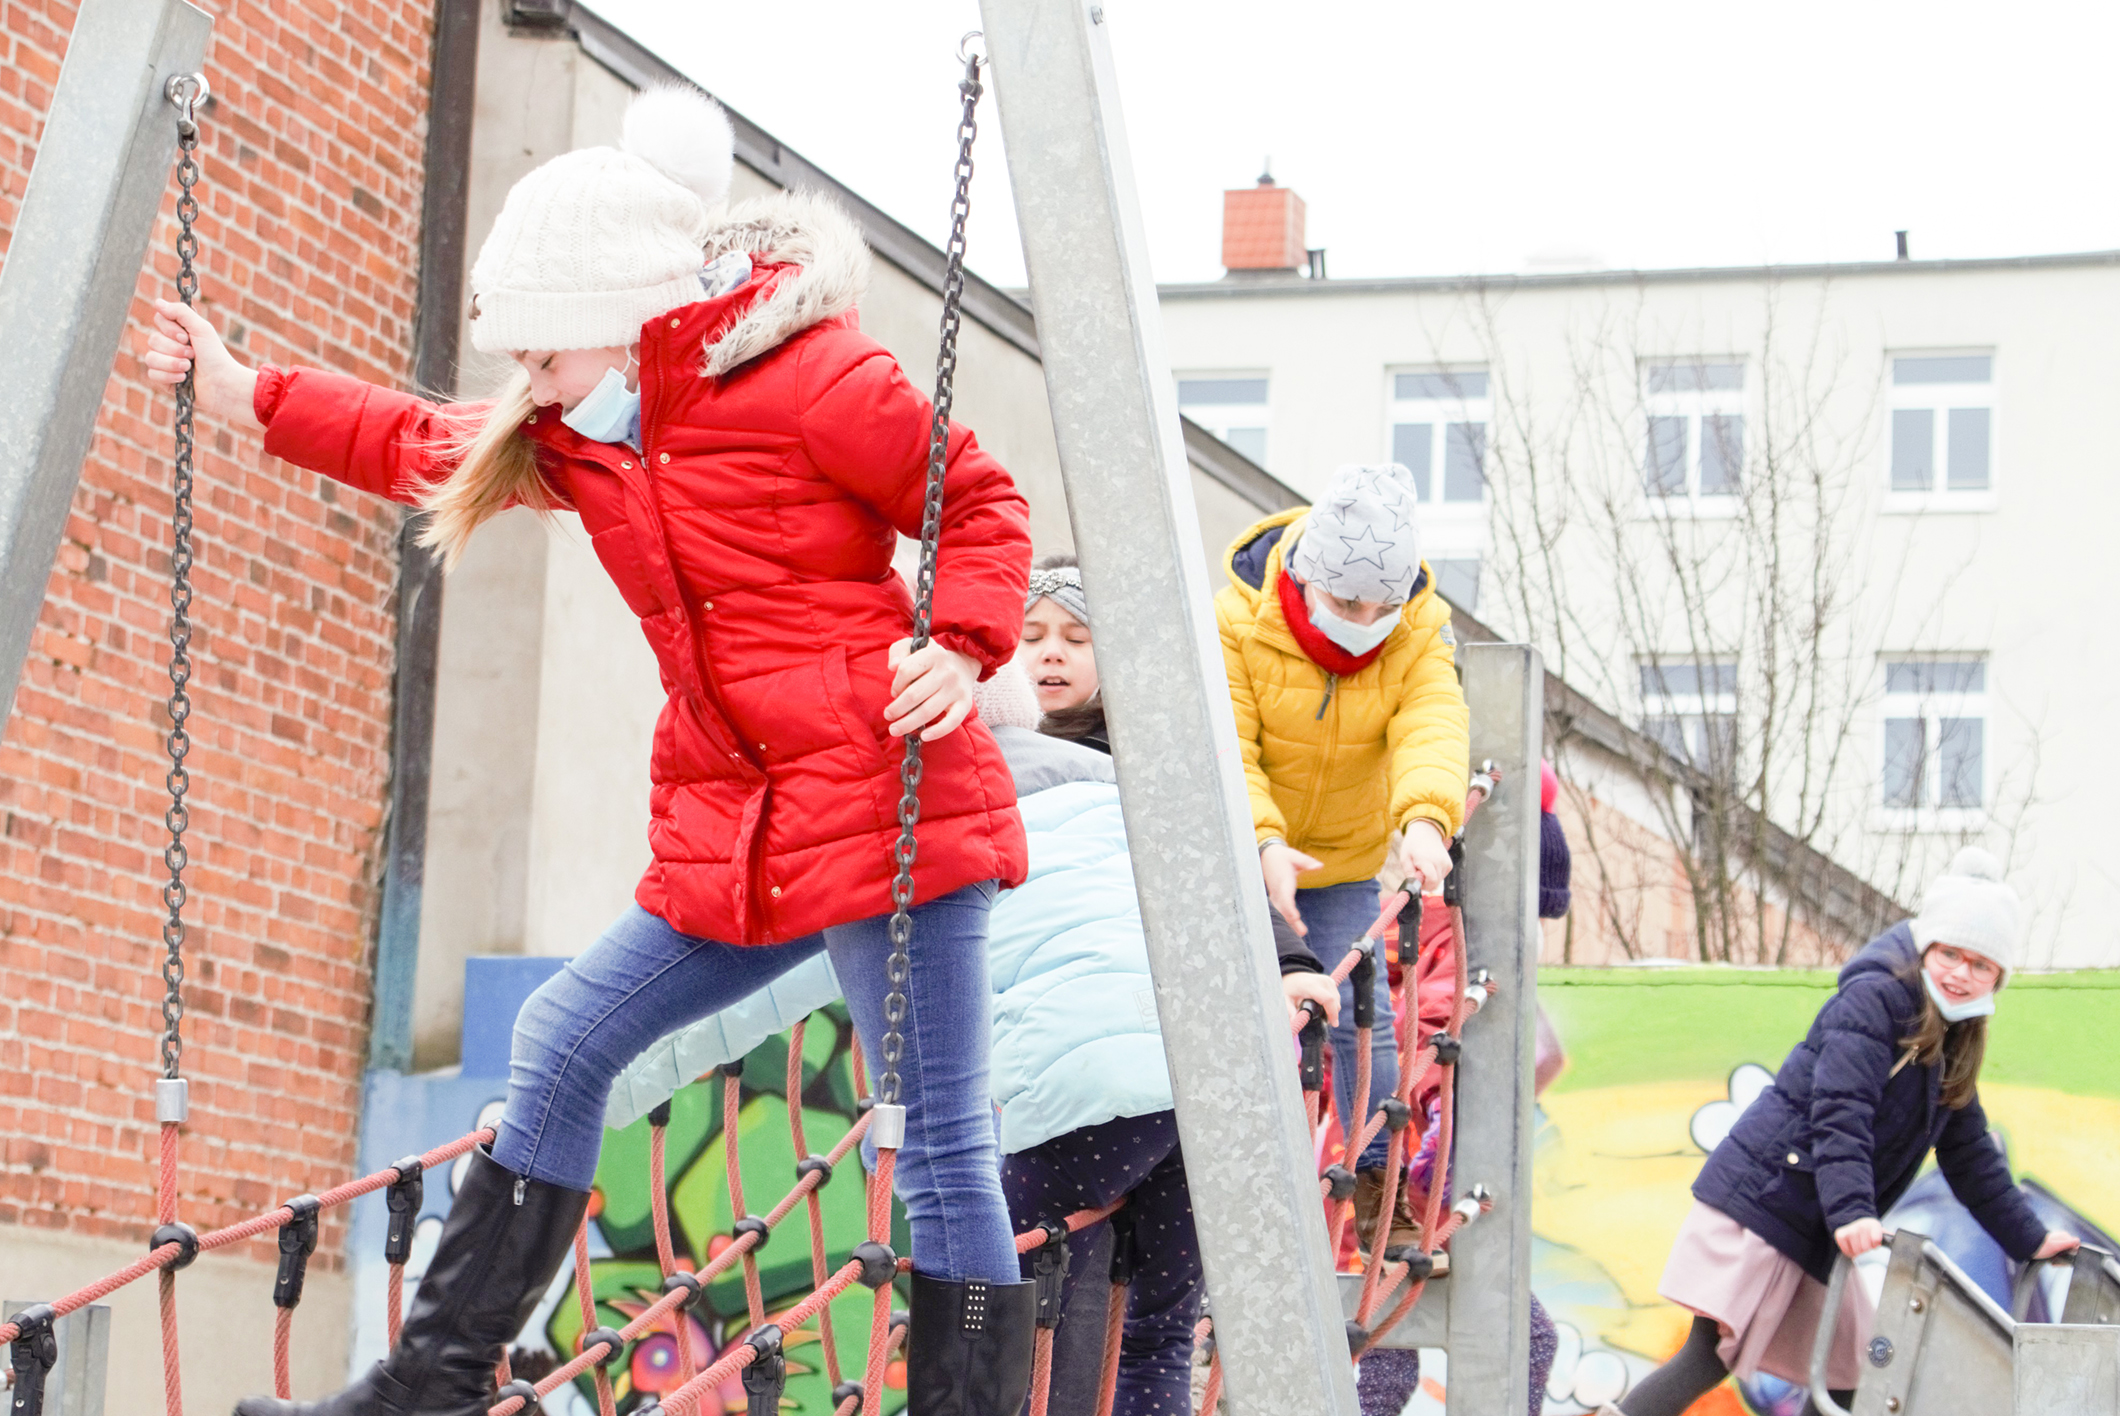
[0,0,212,725]
[977,3,1354,1410]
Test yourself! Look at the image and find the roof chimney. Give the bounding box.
[1222,167,1307,275]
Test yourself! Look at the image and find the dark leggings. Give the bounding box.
[1620,1316,1852,1416]
[1002,1111,1199,1416]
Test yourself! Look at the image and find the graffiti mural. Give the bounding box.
[350,994,909,1415]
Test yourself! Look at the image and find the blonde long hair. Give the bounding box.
[1896,958,1990,1110]
[415,367,553,568]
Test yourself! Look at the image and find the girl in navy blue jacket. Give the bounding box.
[1607,849,2078,1416]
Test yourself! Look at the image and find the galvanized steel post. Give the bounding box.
[0,0,213,725]
[976,2,1357,1409]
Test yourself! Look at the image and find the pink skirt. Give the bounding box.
[1658,1202,1876,1389]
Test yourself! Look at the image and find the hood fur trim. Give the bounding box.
[699,190,871,375]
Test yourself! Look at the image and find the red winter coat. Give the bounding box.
[254,193,1030,945]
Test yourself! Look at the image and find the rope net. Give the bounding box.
[0,882,1490,1416]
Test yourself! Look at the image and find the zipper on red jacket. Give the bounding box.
[633,326,762,777]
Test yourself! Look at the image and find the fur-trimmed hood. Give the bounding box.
[698,190,872,376]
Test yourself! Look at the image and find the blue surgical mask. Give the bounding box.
[1923,969,1997,1023]
[562,359,640,446]
[1307,590,1399,656]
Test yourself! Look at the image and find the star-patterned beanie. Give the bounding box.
[1286,462,1425,605]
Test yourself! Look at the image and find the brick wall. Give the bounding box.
[0,0,435,1268]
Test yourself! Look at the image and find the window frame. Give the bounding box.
[1874,655,1990,831]
[1383,368,1493,508]
[1638,359,1748,517]
[1883,350,1998,515]
[1176,371,1272,468]
[1637,656,1741,777]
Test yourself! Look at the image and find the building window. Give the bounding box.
[1889,354,1992,497]
[1641,361,1745,502]
[1430,557,1480,611]
[1178,375,1269,464]
[1881,657,1986,812]
[1639,659,1738,772]
[1387,370,1488,503]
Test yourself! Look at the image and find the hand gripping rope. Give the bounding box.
[0,49,1498,1416]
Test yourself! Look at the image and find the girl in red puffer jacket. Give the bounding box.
[147,86,1036,1416]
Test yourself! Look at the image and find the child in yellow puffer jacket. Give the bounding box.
[1216,461,1470,1255]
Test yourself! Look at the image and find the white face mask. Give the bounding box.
[1923,969,1997,1023]
[1306,589,1399,656]
[561,356,640,445]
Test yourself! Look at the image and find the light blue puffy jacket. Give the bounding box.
[984,728,1171,1154]
[605,726,1170,1153]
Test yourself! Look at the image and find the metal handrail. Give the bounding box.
[1809,1231,2017,1416]
[2010,1241,2116,1322]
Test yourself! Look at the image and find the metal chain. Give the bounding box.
[161,75,208,1082]
[877,45,983,1112]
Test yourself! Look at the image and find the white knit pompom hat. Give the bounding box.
[468,85,735,353]
[1909,846,2023,979]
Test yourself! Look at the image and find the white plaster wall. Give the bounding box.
[1161,263,2120,967]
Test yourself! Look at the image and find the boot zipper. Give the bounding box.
[1315,672,1337,720]
[514,1178,526,1206]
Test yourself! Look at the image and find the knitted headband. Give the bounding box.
[1025,567,1090,628]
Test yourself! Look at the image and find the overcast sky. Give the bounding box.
[587,0,2120,291]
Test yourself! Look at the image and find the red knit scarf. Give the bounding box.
[1275,568,1387,677]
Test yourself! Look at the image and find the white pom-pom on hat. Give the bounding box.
[621,85,735,209]
[1910,846,2022,980]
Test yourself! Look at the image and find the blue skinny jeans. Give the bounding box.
[1296,879,1399,1171]
[492,884,1020,1284]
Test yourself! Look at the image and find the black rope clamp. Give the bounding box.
[151,1220,200,1270]
[1350,950,1377,1030]
[1442,840,1465,908]
[1297,1013,1327,1091]
[856,1095,876,1116]
[494,1378,540,1416]
[647,1099,673,1128]
[796,1154,834,1188]
[740,1324,786,1416]
[1429,1031,1462,1067]
[581,1326,626,1368]
[1322,1165,1357,1202]
[1384,1245,1435,1281]
[851,1240,898,1289]
[383,1157,424,1265]
[722,1055,745,1081]
[830,1381,866,1411]
[1108,1207,1141,1286]
[1397,891,1423,952]
[1377,1098,1413,1135]
[732,1215,771,1253]
[273,1195,322,1309]
[8,1304,57,1416]
[1345,1319,1369,1356]
[1032,1222,1070,1329]
[661,1270,704,1312]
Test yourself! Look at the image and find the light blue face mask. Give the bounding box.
[1922,968,1997,1023]
[562,357,640,446]
[1306,586,1399,656]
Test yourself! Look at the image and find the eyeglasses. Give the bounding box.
[1931,945,2001,984]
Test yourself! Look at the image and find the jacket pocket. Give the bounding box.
[589,525,666,618]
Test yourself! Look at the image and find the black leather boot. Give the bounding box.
[233,1147,590,1416]
[904,1271,1038,1415]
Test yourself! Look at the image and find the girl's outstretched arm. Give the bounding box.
[1933,1091,2052,1261]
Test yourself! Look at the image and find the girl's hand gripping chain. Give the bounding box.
[144,300,263,434]
[886,638,982,742]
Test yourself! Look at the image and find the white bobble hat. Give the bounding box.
[1287,462,1426,606]
[468,85,736,353]
[1909,846,2023,979]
